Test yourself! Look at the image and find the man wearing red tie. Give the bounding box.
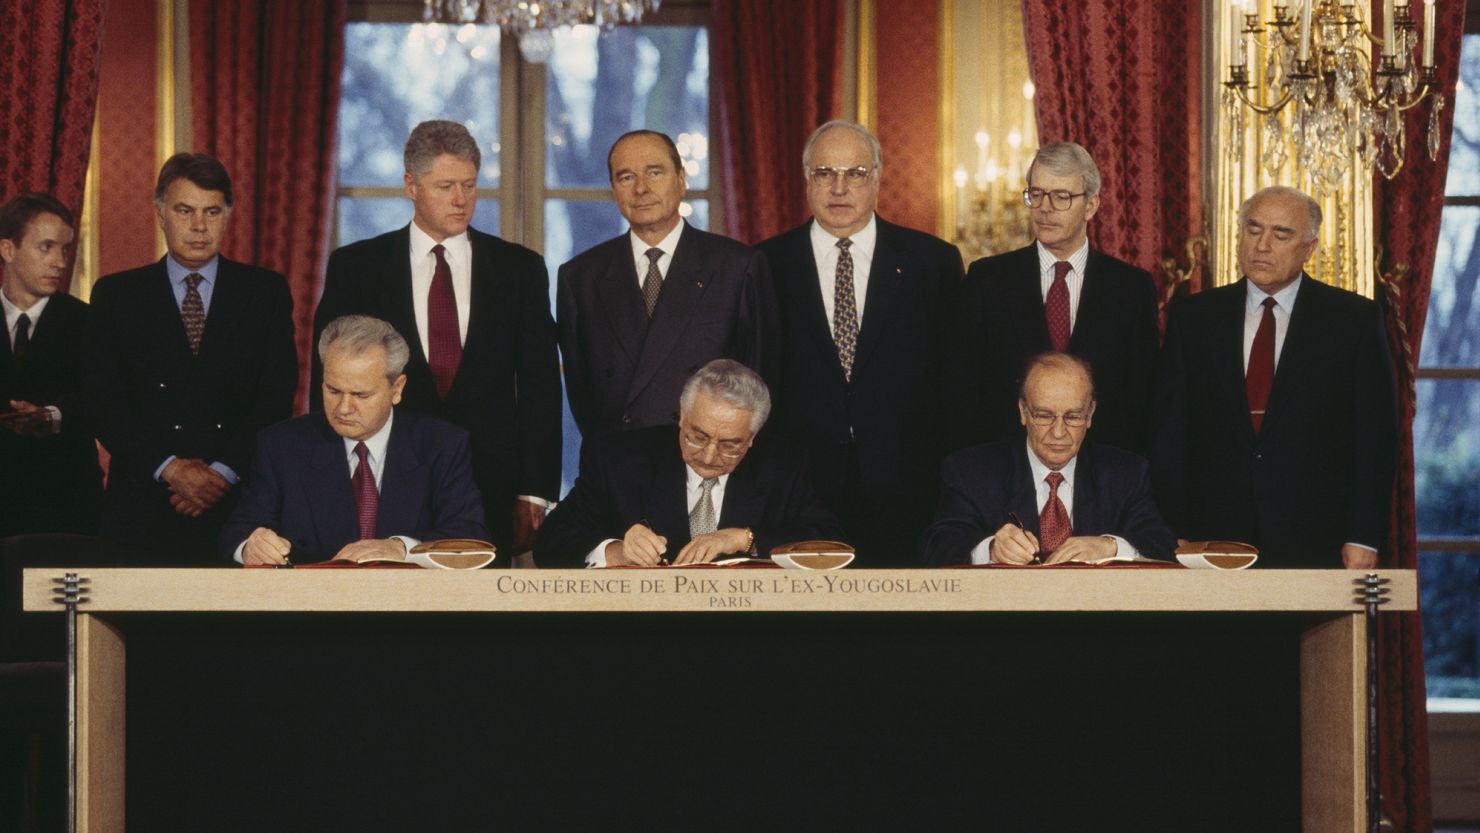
[223,315,487,565]
[313,121,561,558]
[1151,186,1397,568]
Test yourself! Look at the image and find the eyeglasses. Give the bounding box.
[1025,409,1091,429]
[808,166,875,187]
[681,428,749,458]
[1022,188,1088,210]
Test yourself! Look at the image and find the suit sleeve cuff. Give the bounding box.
[586,539,619,568]
[519,495,555,510]
[209,462,240,485]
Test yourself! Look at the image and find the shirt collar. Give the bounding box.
[684,463,731,490]
[629,220,685,265]
[1245,274,1303,312]
[166,254,219,285]
[809,214,878,261]
[342,409,395,464]
[1025,439,1079,486]
[409,222,471,260]
[1035,239,1090,275]
[0,286,50,327]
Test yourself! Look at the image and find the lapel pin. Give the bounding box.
[696,281,705,288]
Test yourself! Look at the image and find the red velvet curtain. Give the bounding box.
[1020,0,1201,292]
[1372,3,1468,830]
[189,0,346,411]
[712,0,844,244]
[0,0,108,295]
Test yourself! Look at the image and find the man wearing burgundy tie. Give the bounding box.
[87,154,297,562]
[922,352,1174,566]
[756,121,963,566]
[313,120,561,557]
[223,315,487,565]
[1151,186,1397,568]
[945,142,1159,454]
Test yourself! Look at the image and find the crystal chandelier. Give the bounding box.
[422,0,661,61]
[1223,0,1443,194]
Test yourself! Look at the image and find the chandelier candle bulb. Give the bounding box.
[1298,0,1312,61]
[1422,0,1434,67]
[1231,3,1245,67]
[1382,0,1396,57]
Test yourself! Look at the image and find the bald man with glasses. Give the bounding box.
[922,352,1175,566]
[536,360,840,568]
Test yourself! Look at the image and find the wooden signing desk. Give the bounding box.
[23,567,1415,833]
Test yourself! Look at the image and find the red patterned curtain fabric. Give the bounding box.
[189,0,346,411]
[1020,0,1201,292]
[1372,2,1467,830]
[712,0,844,243]
[0,0,108,294]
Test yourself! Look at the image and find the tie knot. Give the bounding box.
[17,312,30,329]
[1262,297,1277,311]
[1045,471,1064,490]
[354,441,370,463]
[699,477,718,493]
[185,272,203,290]
[646,247,663,264]
[1052,261,1071,281]
[837,238,853,251]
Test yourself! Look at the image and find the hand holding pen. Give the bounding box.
[990,511,1042,565]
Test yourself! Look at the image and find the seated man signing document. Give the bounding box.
[920,352,1175,566]
[537,360,840,567]
[220,315,488,564]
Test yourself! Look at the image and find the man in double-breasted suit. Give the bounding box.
[946,142,1159,453]
[313,120,561,555]
[222,315,487,564]
[757,120,963,566]
[0,193,102,536]
[87,154,297,562]
[1151,186,1397,568]
[556,130,780,455]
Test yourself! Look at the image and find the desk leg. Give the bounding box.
[1301,613,1365,833]
[77,613,125,833]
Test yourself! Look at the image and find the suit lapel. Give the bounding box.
[305,423,360,550]
[387,228,431,375]
[1069,445,1101,533]
[1068,251,1108,352]
[854,219,904,373]
[144,260,198,369]
[593,237,648,365]
[643,450,693,546]
[455,230,501,396]
[784,224,838,368]
[1010,444,1043,537]
[1217,280,1257,445]
[717,447,765,531]
[197,259,242,364]
[1262,275,1317,438]
[377,413,426,536]
[1008,247,1054,353]
[629,225,711,403]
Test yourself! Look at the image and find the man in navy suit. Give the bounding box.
[0,193,102,536]
[556,130,780,450]
[757,120,963,566]
[313,120,561,556]
[87,154,297,562]
[946,142,1159,453]
[222,315,487,565]
[922,352,1175,566]
[537,360,839,568]
[1151,186,1396,568]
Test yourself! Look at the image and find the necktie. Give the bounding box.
[1039,471,1073,556]
[1045,260,1072,352]
[13,313,31,359]
[833,238,859,381]
[641,247,664,318]
[427,244,463,399]
[182,273,206,355]
[1246,297,1278,433]
[689,477,718,538]
[352,442,378,541]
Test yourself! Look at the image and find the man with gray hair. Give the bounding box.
[221,314,488,564]
[537,359,839,567]
[1151,185,1396,568]
[757,119,963,566]
[946,141,1159,455]
[313,119,561,560]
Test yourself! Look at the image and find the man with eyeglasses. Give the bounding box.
[945,142,1159,456]
[537,360,839,568]
[757,120,963,566]
[557,130,781,457]
[1151,186,1396,568]
[922,352,1174,566]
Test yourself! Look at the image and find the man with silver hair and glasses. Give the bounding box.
[757,120,963,566]
[1151,185,1396,568]
[946,141,1159,455]
[537,359,839,567]
[313,119,561,560]
[222,315,488,565]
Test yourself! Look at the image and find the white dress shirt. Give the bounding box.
[1241,277,1301,373]
[584,464,733,567]
[0,290,61,431]
[969,442,1134,564]
[408,222,472,355]
[628,221,685,288]
[1036,239,1090,332]
[810,215,878,335]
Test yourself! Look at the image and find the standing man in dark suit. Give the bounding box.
[222,315,488,565]
[1151,186,1396,569]
[538,360,839,568]
[556,130,780,451]
[757,120,963,566]
[87,154,297,562]
[0,193,102,536]
[922,352,1175,566]
[313,120,561,556]
[947,142,1159,453]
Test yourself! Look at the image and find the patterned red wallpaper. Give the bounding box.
[96,0,160,280]
[873,1,940,235]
